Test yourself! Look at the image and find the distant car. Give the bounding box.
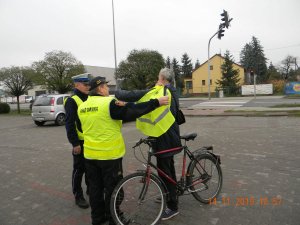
[31,94,70,126]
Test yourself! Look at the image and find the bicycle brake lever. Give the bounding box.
[132,138,143,148]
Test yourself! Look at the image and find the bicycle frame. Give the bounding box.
[141,141,212,194]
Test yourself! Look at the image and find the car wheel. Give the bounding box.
[34,121,45,126]
[55,113,66,126]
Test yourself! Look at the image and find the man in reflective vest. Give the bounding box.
[153,68,181,220]
[116,68,182,220]
[78,76,169,225]
[64,73,92,209]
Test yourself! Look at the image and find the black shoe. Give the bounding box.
[93,217,108,225]
[75,196,89,209]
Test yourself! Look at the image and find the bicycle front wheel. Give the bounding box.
[110,172,166,225]
[187,153,222,204]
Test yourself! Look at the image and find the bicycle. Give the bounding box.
[110,132,222,225]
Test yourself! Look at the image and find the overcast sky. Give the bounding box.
[0,0,299,69]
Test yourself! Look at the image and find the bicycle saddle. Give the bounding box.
[180,133,197,141]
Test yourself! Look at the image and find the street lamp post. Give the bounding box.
[207,10,232,100]
[207,26,223,100]
[112,0,118,90]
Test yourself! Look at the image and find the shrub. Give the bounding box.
[0,103,10,114]
[270,80,285,94]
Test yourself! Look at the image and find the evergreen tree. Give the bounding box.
[165,56,171,69]
[172,58,182,88]
[181,53,193,78]
[267,62,281,80]
[240,36,267,84]
[194,59,200,70]
[216,51,240,96]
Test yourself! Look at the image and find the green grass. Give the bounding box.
[270,103,300,108]
[4,109,32,116]
[284,94,300,99]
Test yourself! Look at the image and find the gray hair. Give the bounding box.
[159,68,174,84]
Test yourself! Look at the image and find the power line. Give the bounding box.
[264,44,300,51]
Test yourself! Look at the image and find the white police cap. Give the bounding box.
[72,73,93,83]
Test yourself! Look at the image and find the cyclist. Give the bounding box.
[153,68,182,220]
[116,68,182,220]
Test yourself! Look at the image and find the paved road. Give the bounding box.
[0,115,300,225]
[7,96,300,111]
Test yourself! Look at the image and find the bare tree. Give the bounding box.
[0,66,33,113]
[280,55,298,80]
[32,50,85,93]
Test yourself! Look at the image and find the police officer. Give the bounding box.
[78,76,169,225]
[64,73,92,209]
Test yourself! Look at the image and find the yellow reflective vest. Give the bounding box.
[77,96,125,160]
[64,95,84,140]
[136,85,175,137]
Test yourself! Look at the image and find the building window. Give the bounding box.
[202,80,205,86]
[210,65,213,70]
[186,81,192,89]
[210,79,212,85]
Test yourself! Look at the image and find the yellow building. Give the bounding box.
[184,54,245,95]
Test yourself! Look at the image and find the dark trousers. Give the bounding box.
[72,141,88,199]
[85,158,123,225]
[157,156,178,211]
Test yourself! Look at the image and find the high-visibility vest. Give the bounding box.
[78,96,125,160]
[136,85,175,137]
[64,95,84,140]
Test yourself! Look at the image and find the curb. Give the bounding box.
[182,109,299,117]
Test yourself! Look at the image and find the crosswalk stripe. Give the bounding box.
[192,100,250,108]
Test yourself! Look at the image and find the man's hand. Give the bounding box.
[158,96,169,106]
[115,100,127,107]
[73,145,81,155]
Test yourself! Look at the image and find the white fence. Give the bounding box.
[241,84,273,95]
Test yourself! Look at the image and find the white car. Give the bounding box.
[31,94,70,126]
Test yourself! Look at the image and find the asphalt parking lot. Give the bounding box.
[0,115,299,225]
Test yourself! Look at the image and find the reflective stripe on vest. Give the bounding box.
[136,85,175,137]
[78,96,125,160]
[64,95,84,140]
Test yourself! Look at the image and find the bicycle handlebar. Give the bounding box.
[132,137,156,148]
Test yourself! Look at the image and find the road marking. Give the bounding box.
[192,100,249,108]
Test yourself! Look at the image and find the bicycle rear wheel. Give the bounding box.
[110,172,166,225]
[187,153,222,204]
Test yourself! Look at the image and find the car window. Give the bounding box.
[33,97,51,106]
[56,97,63,105]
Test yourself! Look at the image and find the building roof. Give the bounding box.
[194,54,244,72]
[84,65,116,85]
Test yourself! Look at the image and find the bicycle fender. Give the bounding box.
[192,147,209,156]
[208,152,221,165]
[192,149,221,165]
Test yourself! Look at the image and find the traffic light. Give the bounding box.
[217,24,225,39]
[221,10,229,28]
[250,70,254,76]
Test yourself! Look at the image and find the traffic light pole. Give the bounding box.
[207,26,225,100]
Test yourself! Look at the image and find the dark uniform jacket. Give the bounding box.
[115,86,182,157]
[65,89,88,147]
